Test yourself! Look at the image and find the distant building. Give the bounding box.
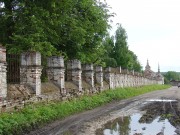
[144,60,164,84]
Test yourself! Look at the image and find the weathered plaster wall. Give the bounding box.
[0,46,7,98]
[20,52,42,96]
[0,51,164,113]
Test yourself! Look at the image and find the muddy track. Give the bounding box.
[28,86,179,135]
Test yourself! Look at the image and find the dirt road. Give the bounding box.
[28,86,180,135]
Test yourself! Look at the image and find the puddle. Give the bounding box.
[96,101,180,135]
[146,99,177,102]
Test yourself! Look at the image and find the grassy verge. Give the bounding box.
[0,85,170,135]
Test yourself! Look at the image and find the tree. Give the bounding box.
[0,0,15,45]
[102,25,142,71]
[52,0,111,62]
[0,1,142,69]
[163,71,180,83]
[103,35,117,67]
[113,25,129,68]
[0,0,111,60]
[128,50,142,72]
[0,0,57,56]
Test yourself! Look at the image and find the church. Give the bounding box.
[144,60,164,84]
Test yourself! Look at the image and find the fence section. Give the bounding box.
[7,54,20,84]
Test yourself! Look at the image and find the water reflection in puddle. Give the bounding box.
[96,101,180,135]
[97,113,176,135]
[146,99,177,102]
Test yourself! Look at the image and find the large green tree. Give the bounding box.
[114,25,129,68]
[103,35,117,67]
[102,25,142,71]
[0,0,110,61]
[0,1,142,70]
[0,0,14,45]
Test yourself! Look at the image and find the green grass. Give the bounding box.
[0,84,170,135]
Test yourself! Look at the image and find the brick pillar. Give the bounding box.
[67,60,82,92]
[135,75,137,86]
[129,75,132,87]
[20,52,42,95]
[119,73,123,88]
[95,66,103,91]
[128,73,131,87]
[82,64,94,92]
[145,77,147,85]
[47,56,65,96]
[124,74,127,87]
[0,46,7,98]
[104,67,114,89]
[142,77,145,85]
[131,75,134,87]
[121,73,125,88]
[140,76,143,86]
[114,73,118,88]
[117,66,122,73]
[133,75,136,86]
[125,75,127,87]
[138,75,141,86]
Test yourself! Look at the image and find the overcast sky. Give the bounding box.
[106,0,180,72]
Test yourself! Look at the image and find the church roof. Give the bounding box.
[144,59,164,80]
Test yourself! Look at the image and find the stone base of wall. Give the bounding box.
[7,84,34,100]
[0,83,58,113]
[0,80,119,113]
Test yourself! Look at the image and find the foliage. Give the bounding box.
[114,25,129,68]
[102,25,142,71]
[0,0,143,69]
[128,50,142,72]
[163,71,180,84]
[103,35,117,67]
[164,76,170,84]
[0,84,170,135]
[0,0,111,60]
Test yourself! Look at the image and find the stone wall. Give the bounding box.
[67,59,82,93]
[0,46,7,98]
[95,66,103,91]
[20,52,42,95]
[47,56,66,96]
[0,50,164,112]
[82,64,94,93]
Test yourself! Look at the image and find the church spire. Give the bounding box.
[158,63,160,73]
[147,59,149,66]
[145,59,151,70]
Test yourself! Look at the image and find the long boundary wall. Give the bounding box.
[0,49,164,112]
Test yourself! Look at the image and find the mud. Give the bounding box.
[139,100,180,126]
[96,100,180,135]
[28,86,180,135]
